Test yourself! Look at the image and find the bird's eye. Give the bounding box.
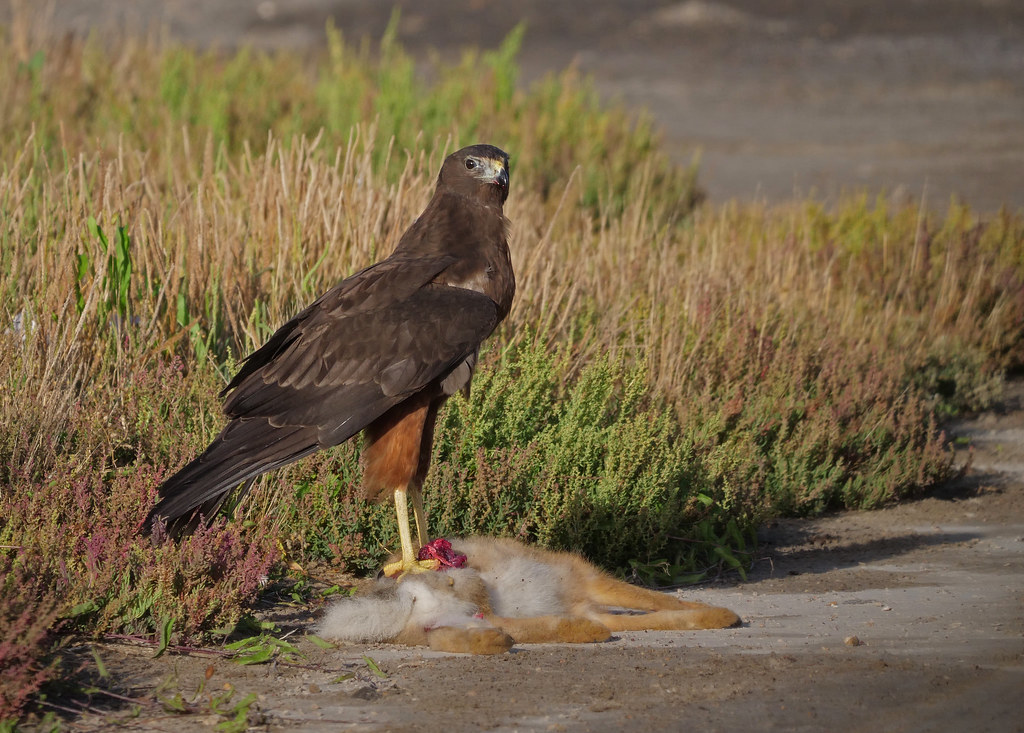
[465,159,477,170]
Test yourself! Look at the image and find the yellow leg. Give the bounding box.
[381,488,439,579]
[411,486,429,548]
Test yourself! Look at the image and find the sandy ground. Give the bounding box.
[28,0,1024,211]
[15,3,1024,730]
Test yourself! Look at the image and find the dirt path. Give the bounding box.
[63,381,1023,731]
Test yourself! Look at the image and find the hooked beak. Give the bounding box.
[494,165,509,192]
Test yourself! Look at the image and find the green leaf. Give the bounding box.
[363,655,387,679]
[216,692,258,733]
[712,545,748,580]
[306,634,334,650]
[271,637,302,657]
[225,635,263,651]
[87,216,107,250]
[90,647,109,679]
[209,688,235,713]
[234,645,276,665]
[175,290,188,328]
[153,616,175,658]
[159,693,188,713]
[300,247,331,295]
[225,633,299,664]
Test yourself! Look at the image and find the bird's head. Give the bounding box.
[439,144,510,205]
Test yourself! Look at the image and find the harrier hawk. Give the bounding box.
[146,144,514,578]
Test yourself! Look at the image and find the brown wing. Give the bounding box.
[222,279,500,442]
[146,256,500,528]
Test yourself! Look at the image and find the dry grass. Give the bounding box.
[8,128,1016,483]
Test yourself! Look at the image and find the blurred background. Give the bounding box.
[26,0,1024,211]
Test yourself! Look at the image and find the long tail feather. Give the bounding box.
[145,418,320,536]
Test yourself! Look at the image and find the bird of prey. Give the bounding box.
[145,144,514,578]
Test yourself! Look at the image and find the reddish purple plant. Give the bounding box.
[0,553,62,720]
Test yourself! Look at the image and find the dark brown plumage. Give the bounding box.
[146,144,514,571]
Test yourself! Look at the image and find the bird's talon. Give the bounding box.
[382,558,441,579]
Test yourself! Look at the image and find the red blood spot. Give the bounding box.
[417,538,467,570]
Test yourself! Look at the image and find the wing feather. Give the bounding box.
[225,283,499,432]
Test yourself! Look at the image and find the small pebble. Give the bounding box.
[844,635,862,646]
